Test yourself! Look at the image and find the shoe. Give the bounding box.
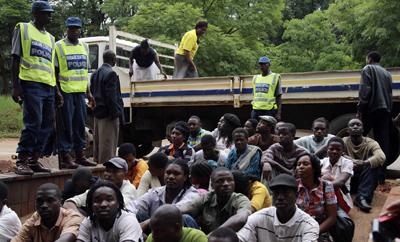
[14,153,34,175]
[354,196,372,212]
[73,151,97,166]
[61,153,80,169]
[28,150,51,172]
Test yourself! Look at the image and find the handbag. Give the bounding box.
[322,181,355,242]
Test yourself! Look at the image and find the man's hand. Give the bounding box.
[356,114,362,121]
[394,116,400,128]
[275,112,281,122]
[129,69,133,77]
[55,90,64,107]
[189,62,196,71]
[12,87,21,103]
[262,162,272,180]
[86,92,96,108]
[353,159,365,170]
[162,72,167,79]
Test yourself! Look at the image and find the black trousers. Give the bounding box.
[350,166,379,203]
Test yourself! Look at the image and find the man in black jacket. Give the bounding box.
[356,51,392,184]
[90,50,125,164]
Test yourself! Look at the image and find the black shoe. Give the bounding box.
[354,196,372,212]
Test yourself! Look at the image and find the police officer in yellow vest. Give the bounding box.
[54,17,97,168]
[11,1,63,175]
[251,56,283,122]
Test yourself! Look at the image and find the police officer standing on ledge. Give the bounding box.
[11,1,63,175]
[54,17,97,168]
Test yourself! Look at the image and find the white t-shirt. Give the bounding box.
[194,150,228,167]
[0,205,22,241]
[77,210,143,242]
[66,180,138,207]
[320,156,354,209]
[237,206,319,242]
[137,170,162,197]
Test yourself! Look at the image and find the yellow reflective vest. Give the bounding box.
[18,22,56,86]
[251,73,281,110]
[55,39,89,93]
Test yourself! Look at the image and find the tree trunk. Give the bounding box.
[0,54,9,95]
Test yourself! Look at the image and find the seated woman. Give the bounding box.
[295,153,337,242]
[137,152,169,197]
[190,159,213,193]
[244,118,258,137]
[225,128,262,180]
[194,134,228,168]
[320,137,354,213]
[128,158,200,234]
[158,121,195,163]
[232,171,272,213]
[213,113,241,152]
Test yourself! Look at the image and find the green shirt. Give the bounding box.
[185,191,252,234]
[147,227,207,242]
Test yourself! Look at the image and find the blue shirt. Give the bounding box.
[225,145,261,180]
[187,128,212,147]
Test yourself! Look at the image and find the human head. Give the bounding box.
[171,121,190,145]
[31,1,54,26]
[71,166,94,194]
[220,113,241,148]
[35,183,61,221]
[103,50,116,67]
[140,39,150,55]
[211,167,235,199]
[165,158,191,191]
[103,157,127,188]
[195,20,208,37]
[232,171,258,195]
[0,181,8,211]
[347,118,364,137]
[188,115,202,137]
[327,137,344,164]
[275,121,285,135]
[367,51,381,64]
[258,56,271,73]
[232,127,249,153]
[148,152,168,177]
[209,227,239,242]
[150,205,183,242]
[65,17,82,40]
[86,181,124,223]
[244,118,258,137]
[200,134,217,160]
[118,143,137,170]
[190,159,213,189]
[269,174,298,212]
[311,117,328,141]
[294,153,321,184]
[278,123,296,146]
[257,115,276,134]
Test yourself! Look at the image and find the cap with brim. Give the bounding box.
[259,56,270,63]
[259,115,277,128]
[103,157,128,172]
[269,174,298,190]
[31,1,55,12]
[65,17,82,27]
[223,113,241,128]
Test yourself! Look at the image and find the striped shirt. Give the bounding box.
[187,128,212,147]
[237,206,319,242]
[263,143,309,172]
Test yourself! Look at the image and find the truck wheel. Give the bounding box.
[83,115,95,158]
[135,142,154,158]
[329,113,400,166]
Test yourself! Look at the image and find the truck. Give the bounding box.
[80,26,400,165]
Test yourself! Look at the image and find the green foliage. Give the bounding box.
[0,95,24,138]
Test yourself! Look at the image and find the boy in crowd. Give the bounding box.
[137,152,168,197]
[194,134,228,167]
[187,115,212,151]
[248,116,278,152]
[119,143,149,188]
[0,181,21,241]
[12,183,82,242]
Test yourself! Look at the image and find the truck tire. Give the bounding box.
[329,113,400,166]
[135,142,154,158]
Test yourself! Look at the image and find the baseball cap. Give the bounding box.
[259,56,270,63]
[65,17,82,27]
[259,115,277,128]
[31,1,55,13]
[103,157,128,172]
[269,174,298,190]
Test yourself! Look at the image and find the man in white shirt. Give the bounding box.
[63,157,138,216]
[237,174,319,242]
[0,181,21,242]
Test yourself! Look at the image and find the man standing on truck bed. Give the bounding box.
[55,17,97,168]
[129,39,167,81]
[356,51,392,184]
[11,1,62,175]
[251,56,282,121]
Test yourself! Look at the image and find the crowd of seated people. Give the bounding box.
[2,114,392,242]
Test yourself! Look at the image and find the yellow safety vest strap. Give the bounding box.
[56,42,65,58]
[20,58,54,75]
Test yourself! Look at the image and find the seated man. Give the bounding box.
[194,134,228,167]
[237,174,319,242]
[244,118,258,137]
[208,227,239,242]
[248,115,278,152]
[61,166,102,202]
[11,183,82,242]
[137,152,168,197]
[0,181,21,242]
[76,181,143,242]
[343,119,385,212]
[294,117,331,158]
[119,143,149,188]
[225,128,262,180]
[63,157,138,216]
[187,115,212,151]
[261,123,308,187]
[146,205,207,242]
[180,167,252,234]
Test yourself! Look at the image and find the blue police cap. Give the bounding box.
[259,56,270,63]
[65,17,82,27]
[31,1,55,13]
